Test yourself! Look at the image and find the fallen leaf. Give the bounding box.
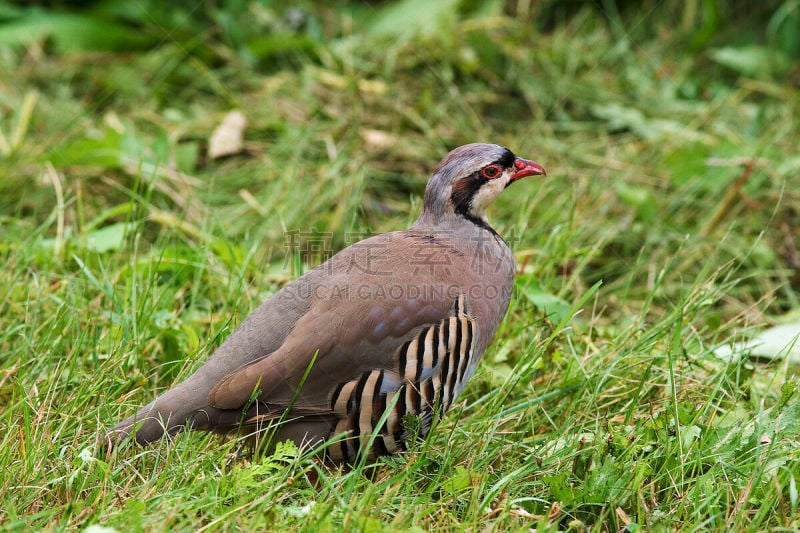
[209,110,247,159]
[360,128,396,150]
[715,321,800,363]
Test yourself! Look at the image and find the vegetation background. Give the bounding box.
[1,0,799,530]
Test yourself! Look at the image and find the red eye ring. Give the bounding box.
[480,165,502,179]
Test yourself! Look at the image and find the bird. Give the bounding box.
[107,143,546,462]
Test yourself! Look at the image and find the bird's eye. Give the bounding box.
[480,165,502,179]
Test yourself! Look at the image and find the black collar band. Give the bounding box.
[460,213,500,238]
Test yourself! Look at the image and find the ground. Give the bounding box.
[1,1,799,530]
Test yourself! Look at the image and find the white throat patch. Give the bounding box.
[467,170,512,218]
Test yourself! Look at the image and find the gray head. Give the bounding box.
[416,143,545,226]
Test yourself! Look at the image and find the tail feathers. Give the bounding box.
[107,401,184,446]
[105,376,244,449]
[104,383,340,452]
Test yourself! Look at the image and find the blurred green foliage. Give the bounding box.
[1,0,799,531]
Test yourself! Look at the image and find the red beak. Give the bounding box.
[510,158,546,181]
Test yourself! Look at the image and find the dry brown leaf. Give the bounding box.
[359,128,396,151]
[209,110,247,159]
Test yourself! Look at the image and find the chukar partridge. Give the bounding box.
[108,143,545,462]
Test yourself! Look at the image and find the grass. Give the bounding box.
[1,0,799,530]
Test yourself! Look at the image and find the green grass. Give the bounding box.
[1,0,799,530]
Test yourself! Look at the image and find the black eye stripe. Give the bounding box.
[491,148,516,169]
[482,148,517,176]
